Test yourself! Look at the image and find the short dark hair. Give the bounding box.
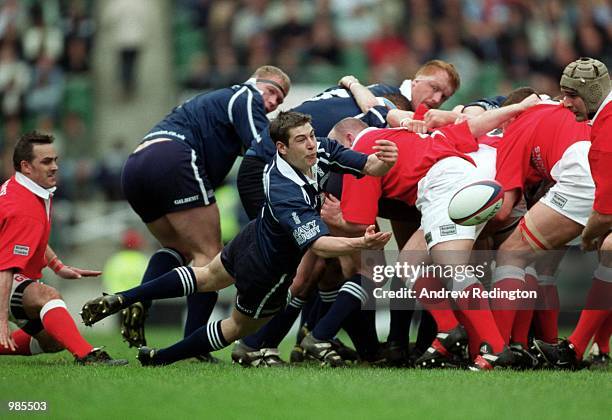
[13,131,54,172]
[382,93,411,111]
[269,111,312,146]
[502,87,539,107]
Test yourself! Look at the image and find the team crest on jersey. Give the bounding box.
[293,221,320,245]
[291,211,301,225]
[13,245,30,256]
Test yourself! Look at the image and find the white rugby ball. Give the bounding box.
[448,180,504,226]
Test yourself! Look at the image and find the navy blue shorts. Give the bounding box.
[221,220,292,319]
[121,140,216,223]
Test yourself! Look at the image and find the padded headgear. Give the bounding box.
[560,57,611,115]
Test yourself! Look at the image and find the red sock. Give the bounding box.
[0,329,32,355]
[456,283,505,354]
[40,299,93,358]
[511,272,539,347]
[413,276,458,332]
[491,267,525,344]
[592,312,612,354]
[532,284,559,343]
[568,278,612,358]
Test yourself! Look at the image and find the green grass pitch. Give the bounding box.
[1,328,610,419]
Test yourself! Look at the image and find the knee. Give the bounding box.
[26,285,62,313]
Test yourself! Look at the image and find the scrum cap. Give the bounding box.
[560,57,610,114]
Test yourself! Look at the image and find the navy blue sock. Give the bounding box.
[312,274,367,341]
[183,292,219,337]
[119,266,196,307]
[415,310,438,353]
[387,277,413,346]
[344,308,379,359]
[141,248,186,310]
[154,320,228,365]
[315,288,338,325]
[243,296,306,349]
[304,294,322,330]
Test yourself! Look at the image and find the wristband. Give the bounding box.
[48,256,65,273]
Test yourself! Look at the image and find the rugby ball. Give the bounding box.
[448,180,504,226]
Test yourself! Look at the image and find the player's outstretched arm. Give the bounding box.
[338,75,379,113]
[45,246,102,279]
[310,225,392,258]
[0,270,16,351]
[467,93,541,138]
[363,139,398,177]
[321,193,369,237]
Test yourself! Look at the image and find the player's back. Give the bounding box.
[504,103,591,177]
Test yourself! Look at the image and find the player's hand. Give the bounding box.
[56,265,102,279]
[0,318,16,352]
[338,75,359,89]
[424,109,460,129]
[581,236,599,252]
[362,225,392,250]
[518,93,541,111]
[400,118,427,133]
[321,193,342,227]
[372,139,398,166]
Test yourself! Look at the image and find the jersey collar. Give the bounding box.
[275,153,318,188]
[245,78,263,95]
[399,79,412,101]
[14,171,56,199]
[591,90,612,126]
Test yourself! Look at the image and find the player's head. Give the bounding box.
[328,118,368,148]
[412,60,460,110]
[559,57,610,121]
[381,93,411,111]
[502,87,540,107]
[252,65,291,113]
[13,131,58,189]
[271,111,316,171]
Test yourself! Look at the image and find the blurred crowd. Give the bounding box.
[0,0,105,201]
[2,0,612,204]
[177,0,612,105]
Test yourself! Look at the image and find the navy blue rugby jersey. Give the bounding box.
[256,137,368,275]
[143,79,275,188]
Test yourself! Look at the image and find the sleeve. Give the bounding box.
[229,86,272,150]
[589,149,612,215]
[340,172,382,225]
[318,137,368,176]
[274,198,330,250]
[495,125,536,194]
[359,105,389,128]
[0,215,44,272]
[439,121,478,153]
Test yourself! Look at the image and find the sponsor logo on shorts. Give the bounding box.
[174,194,199,205]
[425,232,433,244]
[13,245,29,256]
[293,221,321,245]
[550,192,567,209]
[291,211,301,225]
[439,224,457,236]
[235,297,254,315]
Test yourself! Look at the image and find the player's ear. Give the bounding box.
[276,141,287,155]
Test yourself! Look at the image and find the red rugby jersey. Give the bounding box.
[341,122,477,225]
[589,93,612,214]
[0,173,53,279]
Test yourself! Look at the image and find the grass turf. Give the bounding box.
[1,328,610,420]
